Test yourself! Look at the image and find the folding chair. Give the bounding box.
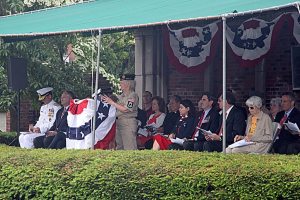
[267,122,280,153]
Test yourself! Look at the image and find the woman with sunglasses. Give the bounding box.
[226,96,273,154]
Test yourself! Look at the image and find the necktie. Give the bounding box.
[61,107,67,118]
[218,113,227,136]
[192,112,205,139]
[279,113,288,127]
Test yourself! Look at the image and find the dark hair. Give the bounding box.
[152,96,165,113]
[63,90,75,99]
[282,92,296,102]
[170,95,182,103]
[180,99,196,117]
[219,92,236,105]
[143,91,152,97]
[202,92,215,102]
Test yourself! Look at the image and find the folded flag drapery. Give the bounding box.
[66,98,116,149]
[226,14,285,67]
[164,21,221,73]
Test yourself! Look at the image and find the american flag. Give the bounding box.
[66,98,116,149]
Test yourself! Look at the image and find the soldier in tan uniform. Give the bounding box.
[102,74,139,150]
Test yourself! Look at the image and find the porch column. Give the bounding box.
[134,27,167,106]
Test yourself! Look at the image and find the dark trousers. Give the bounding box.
[168,143,184,150]
[286,140,300,154]
[33,133,66,149]
[273,140,290,154]
[48,132,66,149]
[203,141,222,152]
[33,136,45,148]
[144,139,154,150]
[44,136,55,147]
[183,140,206,151]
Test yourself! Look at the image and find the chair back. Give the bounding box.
[267,122,280,153]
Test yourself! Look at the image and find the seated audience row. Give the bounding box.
[142,92,300,155]
[19,83,300,155]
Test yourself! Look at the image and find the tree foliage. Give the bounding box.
[0,0,135,111]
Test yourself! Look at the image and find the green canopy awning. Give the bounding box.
[0,0,299,37]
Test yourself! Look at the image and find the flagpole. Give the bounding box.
[92,29,102,150]
[222,16,227,154]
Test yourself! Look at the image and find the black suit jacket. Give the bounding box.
[275,108,300,142]
[219,106,247,145]
[49,107,68,133]
[163,111,181,135]
[195,108,220,141]
[172,115,195,139]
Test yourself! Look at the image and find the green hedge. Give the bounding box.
[0,132,17,146]
[0,145,299,199]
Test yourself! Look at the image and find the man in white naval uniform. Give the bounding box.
[19,87,61,148]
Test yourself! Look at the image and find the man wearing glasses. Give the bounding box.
[273,92,300,154]
[202,92,246,152]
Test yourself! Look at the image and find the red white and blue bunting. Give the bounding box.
[164,12,300,72]
[226,15,285,67]
[164,22,221,73]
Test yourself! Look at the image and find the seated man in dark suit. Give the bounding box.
[273,92,300,154]
[144,95,181,149]
[33,90,74,149]
[202,92,247,152]
[183,92,219,151]
[161,95,182,135]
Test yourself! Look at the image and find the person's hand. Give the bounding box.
[28,124,34,132]
[32,127,41,133]
[101,95,114,105]
[208,133,221,141]
[168,133,175,139]
[234,135,244,142]
[205,135,212,141]
[244,136,251,142]
[46,131,57,137]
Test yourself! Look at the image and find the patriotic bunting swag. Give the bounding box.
[164,22,221,73]
[66,98,116,149]
[226,15,285,67]
[163,12,300,71]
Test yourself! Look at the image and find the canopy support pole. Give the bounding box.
[92,29,102,150]
[91,31,95,97]
[222,16,227,154]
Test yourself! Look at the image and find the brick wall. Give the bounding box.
[167,67,204,104]
[6,99,38,132]
[265,23,300,106]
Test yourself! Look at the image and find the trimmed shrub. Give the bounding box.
[0,132,17,146]
[0,145,299,199]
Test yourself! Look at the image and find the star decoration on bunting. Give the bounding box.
[98,112,106,120]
